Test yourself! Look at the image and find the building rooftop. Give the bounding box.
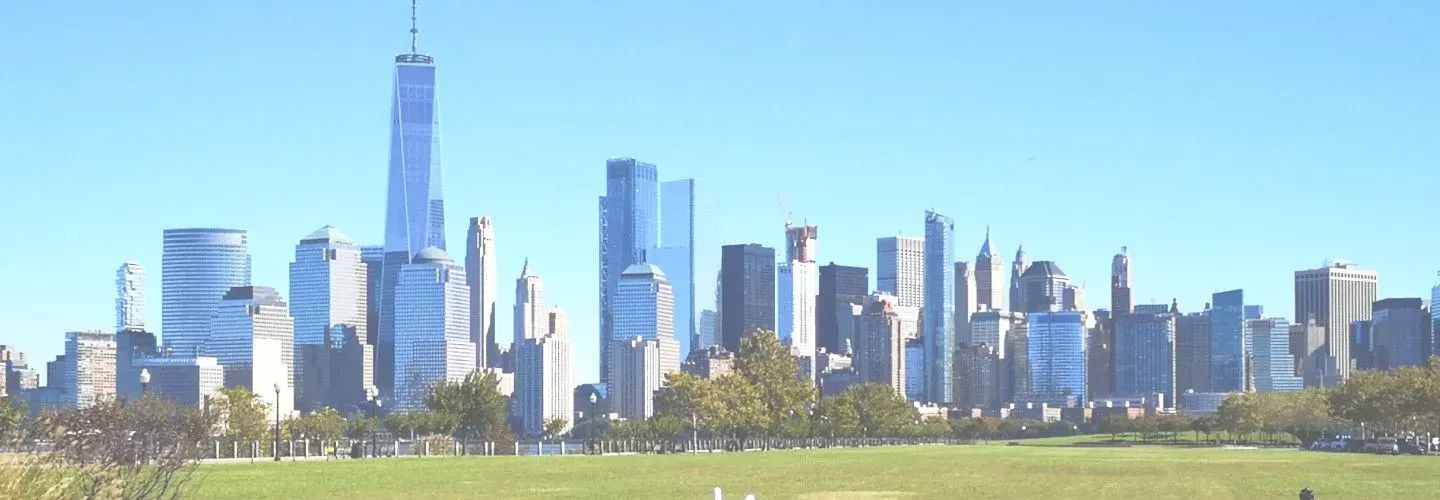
[300,225,356,245]
[1021,261,1067,279]
[622,263,666,277]
[413,246,453,264]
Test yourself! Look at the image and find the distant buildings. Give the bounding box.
[974,230,1005,312]
[1210,290,1246,392]
[114,328,157,401]
[514,261,547,344]
[466,216,499,369]
[613,264,681,378]
[818,263,867,355]
[116,262,146,333]
[1114,310,1176,402]
[62,331,116,409]
[719,244,775,351]
[599,158,659,383]
[1371,298,1430,370]
[1026,311,1086,403]
[515,311,572,437]
[132,355,224,408]
[876,236,925,309]
[392,248,472,412]
[1009,246,1030,314]
[1110,248,1132,316]
[1017,262,1070,314]
[651,179,696,357]
[955,343,1000,409]
[288,226,368,413]
[903,338,924,401]
[162,228,251,355]
[855,294,906,396]
[206,286,294,416]
[1295,263,1378,382]
[682,345,735,379]
[1247,317,1302,392]
[778,223,819,379]
[954,261,976,345]
[609,337,663,420]
[1175,310,1212,393]
[923,210,955,403]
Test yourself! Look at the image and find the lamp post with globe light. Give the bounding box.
[367,386,382,458]
[139,368,151,398]
[273,382,282,461]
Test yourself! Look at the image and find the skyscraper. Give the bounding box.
[206,286,294,416]
[514,261,546,345]
[855,293,905,396]
[1247,317,1303,392]
[651,179,696,356]
[974,229,1005,312]
[1432,281,1440,356]
[1111,248,1132,316]
[466,216,499,369]
[1009,246,1030,314]
[955,343,1000,409]
[609,337,663,419]
[1114,310,1176,402]
[599,158,659,382]
[393,248,472,411]
[876,236,925,308]
[288,226,368,412]
[818,263,868,354]
[515,309,572,438]
[116,262,146,333]
[1018,261,1070,313]
[903,338,925,402]
[719,244,775,351]
[130,355,224,408]
[613,264,680,381]
[1371,298,1430,370]
[1026,311,1086,402]
[62,331,116,409]
[361,246,384,346]
[954,262,976,345]
[380,18,447,397]
[1291,319,1326,388]
[923,210,955,403]
[161,228,251,355]
[778,223,819,378]
[114,328,157,401]
[1210,289,1246,392]
[1176,310,1212,393]
[970,310,1023,359]
[1294,263,1378,382]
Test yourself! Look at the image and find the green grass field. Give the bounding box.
[192,439,1438,499]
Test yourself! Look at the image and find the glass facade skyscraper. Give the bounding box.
[380,43,446,399]
[599,158,659,382]
[923,210,955,403]
[1114,311,1176,402]
[161,228,251,355]
[393,248,472,411]
[1027,311,1086,402]
[719,244,775,351]
[116,262,146,333]
[1210,289,1245,392]
[288,226,368,412]
[650,179,695,356]
[1247,317,1303,392]
[818,264,868,354]
[206,286,294,416]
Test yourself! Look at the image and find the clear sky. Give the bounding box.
[2,2,1437,384]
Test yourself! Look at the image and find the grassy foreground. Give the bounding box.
[192,440,1438,499]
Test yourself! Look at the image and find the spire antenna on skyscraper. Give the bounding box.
[410,0,420,54]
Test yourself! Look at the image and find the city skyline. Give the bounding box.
[4,2,1440,385]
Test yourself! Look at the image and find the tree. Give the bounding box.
[735,330,816,435]
[424,371,510,445]
[0,396,24,445]
[212,387,267,441]
[1190,415,1216,443]
[290,408,346,442]
[710,375,766,446]
[542,418,570,441]
[822,384,916,437]
[346,415,379,440]
[1099,416,1131,441]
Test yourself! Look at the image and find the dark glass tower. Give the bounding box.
[817,263,868,354]
[720,244,775,352]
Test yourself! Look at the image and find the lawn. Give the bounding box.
[191,440,1438,499]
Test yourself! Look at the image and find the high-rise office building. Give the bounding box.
[1294,263,1378,382]
[609,337,662,419]
[818,263,868,354]
[855,294,905,396]
[876,236,925,309]
[206,286,294,416]
[903,338,925,402]
[955,343,1000,409]
[974,229,1005,312]
[114,328,157,401]
[288,226,368,412]
[1433,282,1440,356]
[779,223,819,378]
[116,262,146,333]
[1111,248,1133,317]
[1026,311,1086,402]
[515,314,572,438]
[970,310,1023,359]
[1290,319,1326,387]
[1175,310,1212,393]
[650,179,697,356]
[130,355,224,408]
[1350,320,1375,371]
[1371,298,1431,370]
[613,264,680,383]
[62,331,116,409]
[955,262,977,345]
[1247,317,1302,392]
[1086,319,1114,399]
[923,211,955,403]
[466,216,499,369]
[719,244,775,351]
[393,248,472,411]
[1009,246,1030,314]
[1114,310,1176,402]
[514,261,547,345]
[1210,290,1245,392]
[379,20,448,397]
[361,246,384,346]
[162,228,251,355]
[697,309,719,351]
[599,158,659,382]
[1018,261,1070,314]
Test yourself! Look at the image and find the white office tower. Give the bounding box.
[1294,262,1378,382]
[288,226,368,412]
[876,236,925,308]
[466,216,499,369]
[779,223,819,380]
[206,286,295,416]
[63,331,117,409]
[116,262,146,333]
[609,336,663,419]
[514,260,547,345]
[515,307,573,437]
[393,248,474,411]
[613,264,681,378]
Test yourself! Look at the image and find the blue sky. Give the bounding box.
[2,2,1437,384]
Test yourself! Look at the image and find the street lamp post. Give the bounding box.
[367,386,381,458]
[273,382,282,462]
[588,393,599,454]
[139,368,151,398]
